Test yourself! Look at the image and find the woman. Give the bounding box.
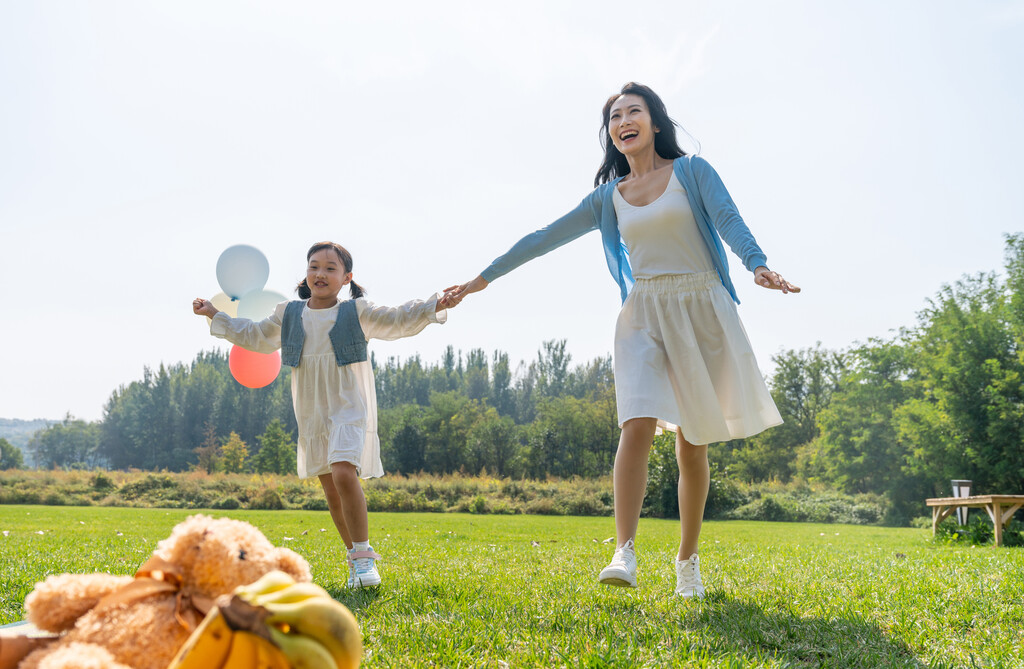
[453,82,799,598]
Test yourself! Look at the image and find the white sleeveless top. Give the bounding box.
[613,171,715,277]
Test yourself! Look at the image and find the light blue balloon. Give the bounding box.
[238,289,288,321]
[216,245,269,299]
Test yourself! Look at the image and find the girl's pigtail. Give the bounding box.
[297,279,311,300]
[349,281,366,299]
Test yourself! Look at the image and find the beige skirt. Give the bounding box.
[613,272,782,445]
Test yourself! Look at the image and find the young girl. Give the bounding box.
[193,241,460,588]
[451,83,799,598]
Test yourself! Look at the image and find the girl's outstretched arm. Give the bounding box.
[198,300,285,353]
[359,294,447,341]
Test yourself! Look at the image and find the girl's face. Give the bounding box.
[607,94,657,157]
[306,248,351,302]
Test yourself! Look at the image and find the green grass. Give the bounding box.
[2,507,1022,668]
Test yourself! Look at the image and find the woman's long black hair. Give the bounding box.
[296,241,366,300]
[594,82,688,187]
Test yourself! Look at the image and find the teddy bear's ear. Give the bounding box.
[273,548,312,583]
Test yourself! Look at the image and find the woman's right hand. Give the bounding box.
[447,275,489,300]
[192,298,220,318]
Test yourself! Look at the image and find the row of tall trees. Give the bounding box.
[25,340,619,479]
[20,235,1024,523]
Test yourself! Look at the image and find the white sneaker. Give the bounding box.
[675,553,705,599]
[347,547,382,588]
[599,539,638,587]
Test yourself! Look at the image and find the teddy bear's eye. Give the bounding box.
[238,549,247,561]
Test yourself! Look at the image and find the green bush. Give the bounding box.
[0,469,895,525]
[91,471,115,491]
[934,515,995,545]
[212,496,241,510]
[469,495,489,514]
[525,497,566,515]
[301,497,329,511]
[250,489,285,510]
[119,474,176,500]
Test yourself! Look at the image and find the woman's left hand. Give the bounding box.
[754,267,800,294]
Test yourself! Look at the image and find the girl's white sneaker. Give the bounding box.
[347,547,382,588]
[598,539,638,587]
[675,553,705,599]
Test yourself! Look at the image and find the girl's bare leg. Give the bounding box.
[676,434,709,559]
[318,473,353,548]
[330,462,369,543]
[613,417,658,546]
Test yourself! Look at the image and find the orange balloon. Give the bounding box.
[228,346,282,389]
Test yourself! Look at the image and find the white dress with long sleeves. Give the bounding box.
[612,172,781,444]
[210,295,446,479]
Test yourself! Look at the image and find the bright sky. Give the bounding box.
[2,1,1022,422]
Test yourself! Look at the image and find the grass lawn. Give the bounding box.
[1,506,1022,668]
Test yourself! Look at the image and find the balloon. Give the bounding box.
[228,346,282,389]
[205,291,239,326]
[238,289,288,321]
[216,245,269,299]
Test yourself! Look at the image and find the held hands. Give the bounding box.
[437,287,464,311]
[192,298,220,318]
[437,275,489,311]
[753,267,800,294]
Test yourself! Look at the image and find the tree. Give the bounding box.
[0,437,24,470]
[28,414,102,469]
[252,419,297,475]
[379,404,429,474]
[897,266,1024,496]
[813,338,928,522]
[193,423,220,474]
[465,408,521,477]
[732,345,845,482]
[219,432,249,473]
[464,349,490,401]
[536,339,571,398]
[490,351,515,417]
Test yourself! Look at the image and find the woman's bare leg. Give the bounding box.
[318,473,353,548]
[676,434,709,559]
[613,417,658,546]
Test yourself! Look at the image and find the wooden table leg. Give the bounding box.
[993,503,1003,547]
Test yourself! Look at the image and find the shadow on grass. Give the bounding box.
[326,583,384,614]
[669,592,948,669]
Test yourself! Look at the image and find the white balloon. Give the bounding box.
[205,291,239,325]
[216,245,269,299]
[238,289,288,321]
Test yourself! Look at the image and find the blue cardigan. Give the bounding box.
[480,155,768,304]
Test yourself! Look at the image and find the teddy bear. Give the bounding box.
[16,514,312,669]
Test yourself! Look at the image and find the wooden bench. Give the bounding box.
[926,495,1024,546]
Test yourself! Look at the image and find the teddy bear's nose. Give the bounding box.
[238,549,247,561]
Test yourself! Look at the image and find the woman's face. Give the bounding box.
[306,248,351,301]
[607,94,657,157]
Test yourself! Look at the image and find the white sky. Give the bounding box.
[1,1,1022,422]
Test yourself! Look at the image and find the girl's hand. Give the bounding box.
[192,298,220,318]
[753,267,800,294]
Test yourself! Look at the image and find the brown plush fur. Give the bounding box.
[19,515,312,669]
